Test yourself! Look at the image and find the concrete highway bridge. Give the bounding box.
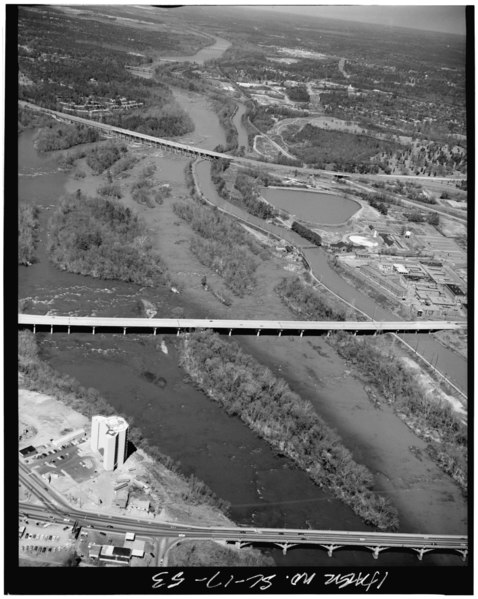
[19,464,468,562]
[18,314,466,337]
[20,102,466,183]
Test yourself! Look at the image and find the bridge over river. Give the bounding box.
[18,314,465,337]
[20,102,466,183]
[19,461,468,563]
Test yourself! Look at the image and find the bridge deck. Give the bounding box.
[20,102,466,182]
[18,314,465,333]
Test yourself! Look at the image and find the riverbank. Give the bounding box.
[58,135,467,538]
[18,331,273,567]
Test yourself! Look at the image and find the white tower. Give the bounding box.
[90,415,129,471]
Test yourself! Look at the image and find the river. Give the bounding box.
[19,128,421,568]
[18,38,466,567]
[193,160,467,395]
[155,35,231,66]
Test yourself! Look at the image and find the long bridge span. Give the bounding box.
[20,102,466,183]
[19,461,468,562]
[18,314,466,337]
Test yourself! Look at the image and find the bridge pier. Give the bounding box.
[235,541,250,550]
[321,544,342,558]
[458,549,468,562]
[92,326,95,335]
[123,327,127,336]
[300,330,304,338]
[367,546,386,559]
[50,325,53,335]
[278,330,282,337]
[33,324,36,334]
[257,329,261,336]
[177,328,181,336]
[154,328,157,335]
[276,542,297,555]
[413,547,432,561]
[68,326,70,335]
[229,329,232,336]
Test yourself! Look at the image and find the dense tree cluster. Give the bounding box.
[285,85,310,103]
[333,333,467,491]
[97,183,122,199]
[169,540,274,567]
[212,99,239,151]
[276,276,346,321]
[18,105,54,134]
[103,105,194,138]
[178,330,399,530]
[129,165,170,208]
[18,330,229,513]
[18,204,39,266]
[291,221,323,246]
[368,198,388,215]
[85,142,127,174]
[173,200,263,296]
[283,124,402,172]
[47,192,169,286]
[35,123,100,152]
[234,173,277,220]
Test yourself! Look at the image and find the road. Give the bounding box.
[18,313,466,335]
[20,101,466,184]
[19,463,468,560]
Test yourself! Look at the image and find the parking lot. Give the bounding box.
[19,520,76,564]
[32,441,97,483]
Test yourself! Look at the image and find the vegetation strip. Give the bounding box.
[173,197,267,297]
[332,333,467,492]
[178,330,400,531]
[18,204,40,266]
[277,277,467,492]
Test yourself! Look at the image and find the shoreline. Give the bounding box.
[28,118,467,538]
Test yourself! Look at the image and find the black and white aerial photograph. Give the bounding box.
[8,1,472,595]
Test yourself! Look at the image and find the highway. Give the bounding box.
[18,313,466,336]
[19,463,468,560]
[20,101,466,184]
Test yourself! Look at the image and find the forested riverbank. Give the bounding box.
[276,277,467,492]
[18,204,39,266]
[172,196,267,297]
[178,330,400,531]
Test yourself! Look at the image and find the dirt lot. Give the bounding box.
[19,389,89,450]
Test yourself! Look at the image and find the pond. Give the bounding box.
[261,186,360,225]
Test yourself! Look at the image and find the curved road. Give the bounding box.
[19,463,467,560]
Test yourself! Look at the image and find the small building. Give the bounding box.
[99,545,131,565]
[124,536,145,558]
[89,544,101,560]
[19,525,26,538]
[114,488,129,509]
[131,541,145,558]
[125,532,135,542]
[19,445,37,458]
[393,264,409,275]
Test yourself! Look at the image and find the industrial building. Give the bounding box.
[90,415,129,471]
